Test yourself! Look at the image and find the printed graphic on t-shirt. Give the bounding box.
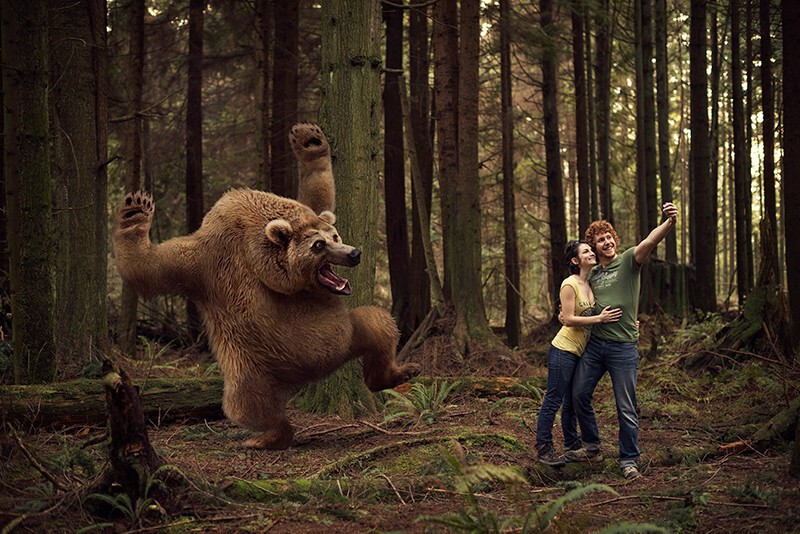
[591,269,618,290]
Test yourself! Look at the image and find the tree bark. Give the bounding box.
[254,0,272,188]
[571,0,590,235]
[299,0,383,418]
[49,0,110,372]
[641,0,658,245]
[541,0,568,315]
[270,0,298,198]
[501,0,521,348]
[408,2,433,334]
[732,0,752,304]
[450,0,498,356]
[690,0,716,312]
[118,0,145,355]
[186,0,205,341]
[382,1,412,343]
[2,0,56,383]
[433,0,458,300]
[760,0,779,284]
[595,0,614,224]
[654,0,676,262]
[784,0,800,353]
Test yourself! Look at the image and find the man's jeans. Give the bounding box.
[572,335,640,467]
[536,345,580,451]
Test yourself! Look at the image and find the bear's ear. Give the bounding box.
[265,219,293,245]
[319,210,336,225]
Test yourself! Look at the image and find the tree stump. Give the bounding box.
[88,361,164,509]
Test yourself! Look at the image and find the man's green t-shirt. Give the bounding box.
[589,247,641,342]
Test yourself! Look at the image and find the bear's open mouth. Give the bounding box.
[317,263,352,295]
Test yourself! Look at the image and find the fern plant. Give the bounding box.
[383,380,456,426]
[81,464,183,532]
[418,446,668,533]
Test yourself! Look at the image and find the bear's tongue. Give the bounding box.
[317,263,352,295]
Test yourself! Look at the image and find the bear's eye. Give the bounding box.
[312,240,326,252]
[332,234,340,243]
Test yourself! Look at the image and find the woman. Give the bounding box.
[535,240,622,466]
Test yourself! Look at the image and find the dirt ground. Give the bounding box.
[1,332,799,533]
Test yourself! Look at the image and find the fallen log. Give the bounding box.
[1,375,545,430]
[0,376,224,428]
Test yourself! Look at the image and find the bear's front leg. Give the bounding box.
[348,306,421,391]
[290,122,335,214]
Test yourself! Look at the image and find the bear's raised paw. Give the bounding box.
[289,122,330,163]
[118,191,154,228]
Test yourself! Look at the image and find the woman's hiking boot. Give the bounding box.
[564,447,603,463]
[536,445,565,467]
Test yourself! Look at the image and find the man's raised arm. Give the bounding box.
[633,202,678,265]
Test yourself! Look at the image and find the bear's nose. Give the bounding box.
[349,248,362,266]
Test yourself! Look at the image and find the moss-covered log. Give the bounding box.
[0,376,224,428]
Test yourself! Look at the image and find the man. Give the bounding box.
[565,202,678,480]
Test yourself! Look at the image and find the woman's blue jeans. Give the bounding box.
[571,335,640,467]
[535,345,580,451]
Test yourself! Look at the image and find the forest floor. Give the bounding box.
[1,317,799,533]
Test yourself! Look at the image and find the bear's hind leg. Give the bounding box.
[349,306,421,392]
[222,377,295,450]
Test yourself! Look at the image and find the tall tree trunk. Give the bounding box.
[710,9,724,295]
[118,0,145,355]
[635,0,647,242]
[732,0,752,304]
[744,0,754,288]
[571,0,590,234]
[408,2,433,334]
[641,0,658,244]
[585,9,599,221]
[49,0,109,373]
[541,0,568,314]
[784,0,800,353]
[382,1,411,343]
[433,0,459,300]
[1,0,56,383]
[690,0,716,312]
[501,0,520,348]
[186,0,204,342]
[270,0,298,198]
[451,0,495,356]
[595,0,614,224]
[254,0,272,188]
[300,0,383,417]
[655,0,676,262]
[760,0,778,283]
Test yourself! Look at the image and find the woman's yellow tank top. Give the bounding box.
[551,276,595,356]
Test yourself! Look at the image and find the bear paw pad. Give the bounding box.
[289,122,330,162]
[119,190,154,225]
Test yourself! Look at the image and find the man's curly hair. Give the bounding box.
[584,220,620,250]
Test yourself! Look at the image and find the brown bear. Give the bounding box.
[113,123,420,450]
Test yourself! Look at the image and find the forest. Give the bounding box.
[1,0,799,532]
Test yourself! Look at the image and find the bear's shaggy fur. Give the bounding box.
[113,123,420,450]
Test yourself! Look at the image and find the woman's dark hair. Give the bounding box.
[564,240,587,275]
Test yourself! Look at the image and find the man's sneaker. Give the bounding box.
[564,447,603,463]
[537,447,566,467]
[622,465,642,480]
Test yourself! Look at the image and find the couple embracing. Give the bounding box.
[535,203,678,480]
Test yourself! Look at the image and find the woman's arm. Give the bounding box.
[560,284,622,327]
